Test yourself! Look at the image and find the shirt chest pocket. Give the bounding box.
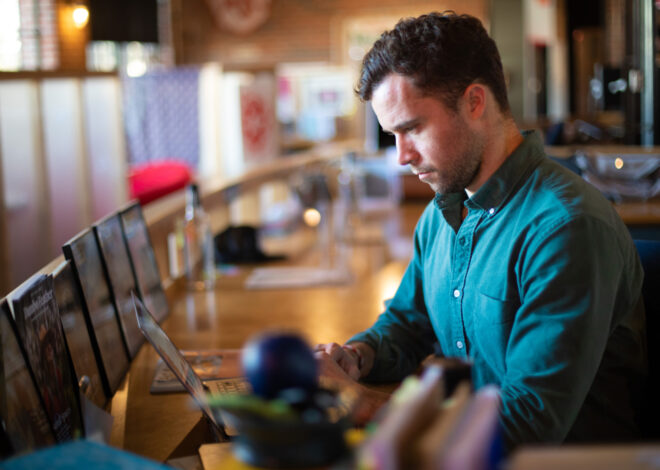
[467,289,519,373]
[471,289,519,325]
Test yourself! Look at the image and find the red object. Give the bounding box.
[128,160,193,205]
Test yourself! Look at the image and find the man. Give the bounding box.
[316,12,646,451]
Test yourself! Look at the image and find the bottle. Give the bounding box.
[336,151,364,240]
[183,183,216,290]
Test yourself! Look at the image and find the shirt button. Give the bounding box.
[488,208,495,215]
[459,237,466,246]
[453,289,460,298]
[456,341,464,349]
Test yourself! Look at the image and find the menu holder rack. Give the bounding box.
[62,228,130,398]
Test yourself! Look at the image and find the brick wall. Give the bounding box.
[175,0,488,67]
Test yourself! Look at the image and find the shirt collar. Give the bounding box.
[434,130,545,213]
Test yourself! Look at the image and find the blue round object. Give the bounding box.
[242,332,318,399]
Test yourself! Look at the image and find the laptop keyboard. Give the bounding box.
[204,377,250,395]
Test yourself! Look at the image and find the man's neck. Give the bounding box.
[467,117,523,194]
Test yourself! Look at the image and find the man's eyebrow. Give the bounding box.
[390,118,419,133]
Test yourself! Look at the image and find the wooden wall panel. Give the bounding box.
[174,0,489,68]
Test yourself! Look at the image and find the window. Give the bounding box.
[0,0,21,70]
[0,0,59,71]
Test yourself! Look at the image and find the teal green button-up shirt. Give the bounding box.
[350,131,646,449]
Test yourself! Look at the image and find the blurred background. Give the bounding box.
[0,0,658,294]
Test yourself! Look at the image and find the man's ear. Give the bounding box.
[463,84,486,119]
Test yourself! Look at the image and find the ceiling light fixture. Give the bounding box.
[72,2,89,29]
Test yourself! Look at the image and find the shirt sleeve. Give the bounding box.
[499,213,644,448]
[348,224,437,383]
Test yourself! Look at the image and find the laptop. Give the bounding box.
[131,293,249,440]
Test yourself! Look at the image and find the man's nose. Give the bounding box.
[396,136,416,166]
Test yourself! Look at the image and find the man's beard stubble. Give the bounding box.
[432,124,485,195]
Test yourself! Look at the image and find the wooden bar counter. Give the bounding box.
[106,142,660,463]
[108,196,660,462]
[108,202,426,462]
[613,200,660,226]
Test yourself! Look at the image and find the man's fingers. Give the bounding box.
[344,363,361,381]
[314,344,360,379]
[314,342,346,362]
[327,343,346,362]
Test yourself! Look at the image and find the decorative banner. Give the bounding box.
[204,0,272,35]
[220,72,277,177]
[122,67,200,169]
[239,75,277,165]
[241,91,270,153]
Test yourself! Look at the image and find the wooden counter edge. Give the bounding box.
[508,443,660,470]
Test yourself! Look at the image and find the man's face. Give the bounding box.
[371,74,485,194]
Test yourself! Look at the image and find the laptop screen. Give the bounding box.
[131,293,225,437]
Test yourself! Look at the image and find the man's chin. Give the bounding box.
[418,177,441,193]
[428,180,452,194]
[432,184,467,195]
[419,174,464,194]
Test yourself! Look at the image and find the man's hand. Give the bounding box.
[314,343,388,426]
[314,342,362,380]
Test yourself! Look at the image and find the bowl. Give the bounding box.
[210,389,350,468]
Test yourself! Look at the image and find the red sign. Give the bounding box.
[240,91,269,153]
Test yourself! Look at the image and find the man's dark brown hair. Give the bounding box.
[357,12,510,113]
